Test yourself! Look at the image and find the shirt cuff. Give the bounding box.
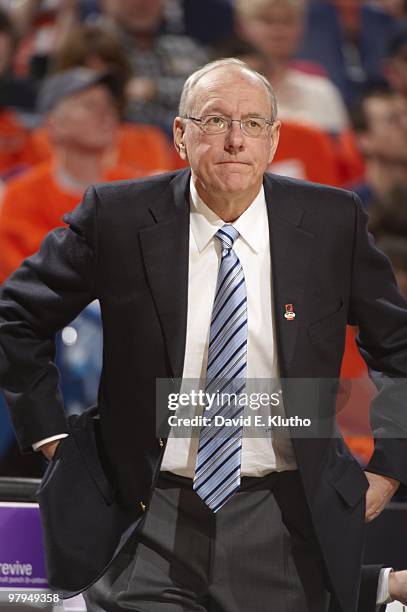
[377,567,394,606]
[32,434,69,451]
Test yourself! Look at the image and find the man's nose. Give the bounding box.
[224,121,244,152]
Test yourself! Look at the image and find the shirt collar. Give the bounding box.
[189,177,267,254]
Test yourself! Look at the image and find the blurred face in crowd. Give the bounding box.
[386,45,407,97]
[48,85,119,153]
[174,66,280,210]
[238,1,304,62]
[376,0,406,17]
[359,93,407,162]
[103,0,163,34]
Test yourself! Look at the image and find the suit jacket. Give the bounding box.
[0,169,407,611]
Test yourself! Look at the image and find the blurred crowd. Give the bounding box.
[0,0,407,475]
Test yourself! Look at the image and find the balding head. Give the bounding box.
[179,58,278,122]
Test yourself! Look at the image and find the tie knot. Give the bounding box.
[216,225,239,252]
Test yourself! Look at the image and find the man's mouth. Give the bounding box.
[217,161,250,165]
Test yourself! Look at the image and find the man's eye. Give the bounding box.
[246,119,261,129]
[207,116,225,126]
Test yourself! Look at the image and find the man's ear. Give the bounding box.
[173,117,188,161]
[268,120,281,165]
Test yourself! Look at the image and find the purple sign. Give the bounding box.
[0,502,48,588]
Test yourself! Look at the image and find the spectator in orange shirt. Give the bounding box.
[0,67,140,283]
[26,23,173,174]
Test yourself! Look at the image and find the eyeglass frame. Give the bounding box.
[183,114,275,137]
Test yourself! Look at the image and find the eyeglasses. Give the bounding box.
[184,114,274,137]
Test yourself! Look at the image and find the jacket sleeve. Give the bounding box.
[348,193,407,485]
[0,186,99,451]
[358,565,385,612]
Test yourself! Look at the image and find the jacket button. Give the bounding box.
[140,501,146,512]
[159,438,164,448]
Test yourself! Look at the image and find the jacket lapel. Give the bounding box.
[139,169,191,379]
[264,174,315,376]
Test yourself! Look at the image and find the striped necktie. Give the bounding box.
[193,224,248,512]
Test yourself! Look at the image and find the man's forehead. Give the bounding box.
[197,66,264,92]
[191,67,270,112]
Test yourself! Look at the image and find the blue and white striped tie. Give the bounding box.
[193,224,248,513]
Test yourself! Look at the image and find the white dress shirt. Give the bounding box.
[161,179,297,477]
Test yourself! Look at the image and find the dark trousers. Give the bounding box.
[84,470,331,612]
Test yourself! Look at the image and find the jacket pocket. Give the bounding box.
[37,407,115,505]
[37,436,75,493]
[36,435,77,495]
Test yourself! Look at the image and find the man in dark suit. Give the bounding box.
[0,58,407,611]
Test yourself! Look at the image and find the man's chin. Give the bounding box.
[216,176,254,195]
